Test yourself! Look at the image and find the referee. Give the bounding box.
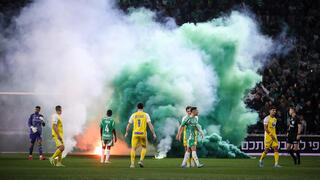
[286,106,302,165]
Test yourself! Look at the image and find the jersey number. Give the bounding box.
[138,119,141,127]
[105,126,109,132]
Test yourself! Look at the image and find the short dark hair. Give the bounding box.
[190,107,197,112]
[55,105,62,111]
[186,106,192,112]
[269,106,276,111]
[137,103,144,109]
[107,109,112,116]
[289,106,295,111]
[35,106,41,109]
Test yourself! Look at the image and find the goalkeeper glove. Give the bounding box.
[30,126,38,133]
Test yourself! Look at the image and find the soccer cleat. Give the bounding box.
[274,164,282,168]
[56,163,65,167]
[29,156,33,160]
[105,160,111,164]
[138,161,144,168]
[259,160,263,167]
[186,164,190,168]
[40,156,46,160]
[130,164,135,168]
[180,164,187,168]
[197,163,204,168]
[49,157,55,166]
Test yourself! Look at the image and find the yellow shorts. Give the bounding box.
[131,135,146,148]
[183,131,197,147]
[265,136,278,149]
[53,137,64,147]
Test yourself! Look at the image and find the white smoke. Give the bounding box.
[2,0,218,156]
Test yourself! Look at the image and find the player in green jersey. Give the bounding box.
[178,107,204,168]
[100,109,117,163]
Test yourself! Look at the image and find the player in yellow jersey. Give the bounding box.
[125,103,156,168]
[259,106,281,167]
[49,105,65,167]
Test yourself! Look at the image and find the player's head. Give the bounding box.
[190,107,198,116]
[269,106,276,116]
[186,106,192,115]
[289,106,296,116]
[55,105,62,115]
[107,109,112,117]
[35,106,41,114]
[137,103,144,110]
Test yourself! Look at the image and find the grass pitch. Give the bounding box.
[0,154,319,180]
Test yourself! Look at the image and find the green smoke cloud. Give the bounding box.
[109,9,273,158]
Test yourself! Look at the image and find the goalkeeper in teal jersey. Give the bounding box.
[100,109,117,163]
[177,107,204,168]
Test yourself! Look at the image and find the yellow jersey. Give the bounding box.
[263,115,277,138]
[129,111,151,137]
[51,113,63,138]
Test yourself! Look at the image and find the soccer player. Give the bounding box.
[175,106,196,167]
[124,103,156,168]
[100,109,117,163]
[27,106,46,160]
[49,105,65,167]
[178,107,204,168]
[259,106,281,167]
[286,106,302,165]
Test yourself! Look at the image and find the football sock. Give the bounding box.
[51,149,61,159]
[191,151,200,166]
[131,149,135,165]
[187,156,191,165]
[140,148,146,161]
[289,149,296,160]
[295,150,300,164]
[38,144,43,155]
[182,152,190,165]
[274,151,279,164]
[101,147,105,162]
[57,152,62,164]
[29,145,34,155]
[260,152,266,161]
[106,149,111,161]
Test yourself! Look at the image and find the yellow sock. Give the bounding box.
[130,149,135,164]
[57,152,62,164]
[51,149,61,159]
[275,152,279,164]
[140,148,146,161]
[187,157,191,165]
[260,152,266,161]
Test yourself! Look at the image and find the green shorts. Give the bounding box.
[102,138,113,147]
[186,136,196,148]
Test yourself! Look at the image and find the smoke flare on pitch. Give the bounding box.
[0,0,289,157]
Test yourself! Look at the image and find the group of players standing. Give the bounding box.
[28,105,65,166]
[27,103,302,168]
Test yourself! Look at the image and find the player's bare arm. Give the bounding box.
[297,124,302,140]
[147,121,157,140]
[195,126,203,137]
[124,122,132,138]
[175,125,182,140]
[264,124,275,140]
[100,128,103,140]
[113,129,117,143]
[53,124,62,141]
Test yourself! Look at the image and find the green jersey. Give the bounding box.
[181,116,198,141]
[100,117,116,140]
